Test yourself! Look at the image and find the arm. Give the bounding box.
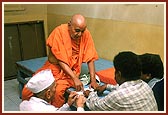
[95,84,107,96]
[86,91,117,111]
[56,91,86,111]
[58,61,84,91]
[48,47,83,91]
[87,61,99,89]
[76,95,86,111]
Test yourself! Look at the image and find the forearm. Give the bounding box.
[58,61,76,79]
[48,48,76,79]
[86,92,102,110]
[59,61,83,91]
[87,61,96,82]
[86,91,111,111]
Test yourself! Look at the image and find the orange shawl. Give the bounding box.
[22,24,98,107]
[47,24,98,76]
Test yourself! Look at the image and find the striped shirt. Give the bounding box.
[86,80,158,111]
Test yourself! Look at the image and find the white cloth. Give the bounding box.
[80,74,100,85]
[106,84,119,91]
[26,69,55,93]
[77,107,84,111]
[20,97,70,111]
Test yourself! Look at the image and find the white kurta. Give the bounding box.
[20,97,71,111]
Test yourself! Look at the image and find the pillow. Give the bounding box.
[96,67,117,85]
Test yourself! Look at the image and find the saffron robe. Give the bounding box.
[22,24,98,107]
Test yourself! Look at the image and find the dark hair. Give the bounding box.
[113,51,141,80]
[139,53,164,79]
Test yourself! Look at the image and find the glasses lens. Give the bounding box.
[75,29,81,32]
[75,29,85,33]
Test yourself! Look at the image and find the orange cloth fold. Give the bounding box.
[22,24,98,108]
[96,67,117,85]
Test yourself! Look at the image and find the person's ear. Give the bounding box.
[68,21,71,26]
[115,70,121,80]
[114,70,122,85]
[140,73,152,83]
[146,73,152,80]
[117,71,122,80]
[118,71,121,77]
[46,89,51,99]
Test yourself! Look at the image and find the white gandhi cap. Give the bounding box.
[26,69,55,93]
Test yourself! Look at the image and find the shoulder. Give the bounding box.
[19,100,32,111]
[50,24,68,33]
[83,28,91,36]
[153,78,164,92]
[154,78,164,87]
[47,24,68,41]
[81,28,93,43]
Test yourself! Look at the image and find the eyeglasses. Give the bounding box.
[69,22,86,33]
[74,28,86,33]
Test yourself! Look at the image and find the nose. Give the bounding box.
[77,31,82,37]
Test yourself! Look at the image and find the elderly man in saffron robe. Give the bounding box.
[22,14,99,108]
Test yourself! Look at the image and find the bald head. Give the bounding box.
[70,14,86,28]
[68,14,87,39]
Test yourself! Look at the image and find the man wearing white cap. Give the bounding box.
[20,69,86,111]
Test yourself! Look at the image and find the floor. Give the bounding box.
[3,78,22,111]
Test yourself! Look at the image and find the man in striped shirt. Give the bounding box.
[84,51,158,111]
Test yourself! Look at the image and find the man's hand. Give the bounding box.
[73,77,84,91]
[67,91,78,106]
[95,84,107,96]
[76,95,86,108]
[83,90,91,98]
[90,81,99,89]
[58,60,84,91]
